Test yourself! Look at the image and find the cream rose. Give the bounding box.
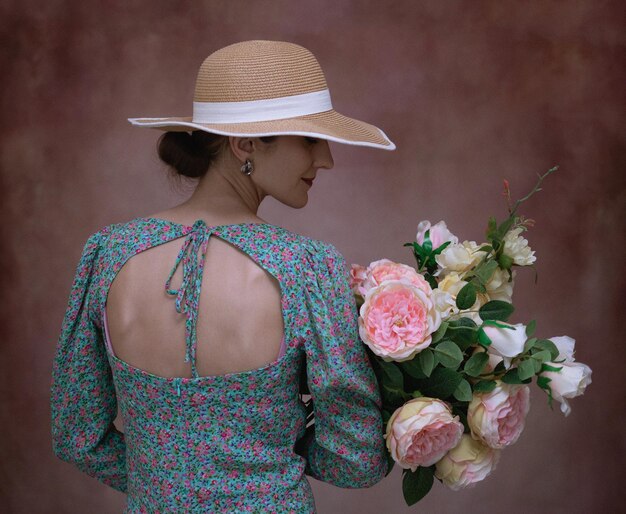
[485,267,515,303]
[540,335,592,416]
[437,272,487,324]
[358,280,441,361]
[482,322,527,369]
[385,397,464,470]
[415,220,458,249]
[434,434,501,491]
[502,227,536,266]
[434,240,488,277]
[467,382,530,449]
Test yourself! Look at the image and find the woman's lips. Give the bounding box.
[302,178,314,186]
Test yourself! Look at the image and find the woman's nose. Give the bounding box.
[314,140,334,170]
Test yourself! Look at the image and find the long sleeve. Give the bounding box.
[50,231,127,492]
[301,240,388,488]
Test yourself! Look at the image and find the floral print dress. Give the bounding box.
[50,217,388,513]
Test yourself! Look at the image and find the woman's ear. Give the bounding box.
[228,136,256,162]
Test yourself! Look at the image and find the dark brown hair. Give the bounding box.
[157,131,278,179]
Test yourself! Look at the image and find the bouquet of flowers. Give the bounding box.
[349,166,592,504]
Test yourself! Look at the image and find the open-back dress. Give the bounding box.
[50,217,388,513]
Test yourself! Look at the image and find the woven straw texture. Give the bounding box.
[194,40,328,102]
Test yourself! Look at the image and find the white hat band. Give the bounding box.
[192,89,333,123]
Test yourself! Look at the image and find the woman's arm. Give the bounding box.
[50,231,127,492]
[300,240,388,488]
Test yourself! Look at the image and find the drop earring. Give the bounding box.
[240,159,254,175]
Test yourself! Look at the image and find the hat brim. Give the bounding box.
[128,109,395,151]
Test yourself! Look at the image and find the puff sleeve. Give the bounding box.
[301,240,388,488]
[50,231,127,492]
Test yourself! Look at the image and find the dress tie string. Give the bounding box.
[164,219,210,378]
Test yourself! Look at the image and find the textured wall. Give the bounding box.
[1,1,624,513]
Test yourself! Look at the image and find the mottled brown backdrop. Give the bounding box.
[1,1,624,513]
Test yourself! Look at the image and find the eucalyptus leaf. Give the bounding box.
[464,351,489,377]
[453,378,473,402]
[479,300,515,322]
[433,340,464,369]
[456,282,477,310]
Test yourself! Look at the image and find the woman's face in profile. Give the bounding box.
[252,135,334,208]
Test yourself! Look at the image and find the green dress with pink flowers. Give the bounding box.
[50,217,387,513]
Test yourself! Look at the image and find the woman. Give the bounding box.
[51,40,396,513]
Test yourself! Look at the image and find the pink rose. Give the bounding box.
[434,434,501,491]
[467,382,530,449]
[385,397,464,470]
[359,258,431,297]
[415,220,459,249]
[358,280,442,361]
[349,263,368,296]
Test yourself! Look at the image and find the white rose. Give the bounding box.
[485,268,515,303]
[416,220,458,249]
[503,227,536,266]
[540,335,592,416]
[482,322,527,369]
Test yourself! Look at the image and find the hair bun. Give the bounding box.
[157,131,226,178]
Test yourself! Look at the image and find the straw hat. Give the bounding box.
[128,40,395,151]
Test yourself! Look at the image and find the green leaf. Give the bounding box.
[422,230,433,253]
[486,216,498,242]
[401,357,427,379]
[541,363,563,373]
[523,337,537,353]
[517,359,536,381]
[418,349,435,377]
[402,466,434,506]
[477,327,492,347]
[474,260,499,285]
[479,300,515,322]
[497,253,514,269]
[416,367,463,399]
[536,375,552,390]
[446,318,478,347]
[473,380,497,393]
[433,341,464,369]
[534,339,560,361]
[531,349,552,363]
[525,319,537,337]
[456,282,477,310]
[379,360,404,389]
[464,351,489,377]
[477,245,493,253]
[431,321,449,344]
[501,367,531,384]
[453,378,473,401]
[497,216,516,240]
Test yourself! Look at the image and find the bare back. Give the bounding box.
[105,228,285,378]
